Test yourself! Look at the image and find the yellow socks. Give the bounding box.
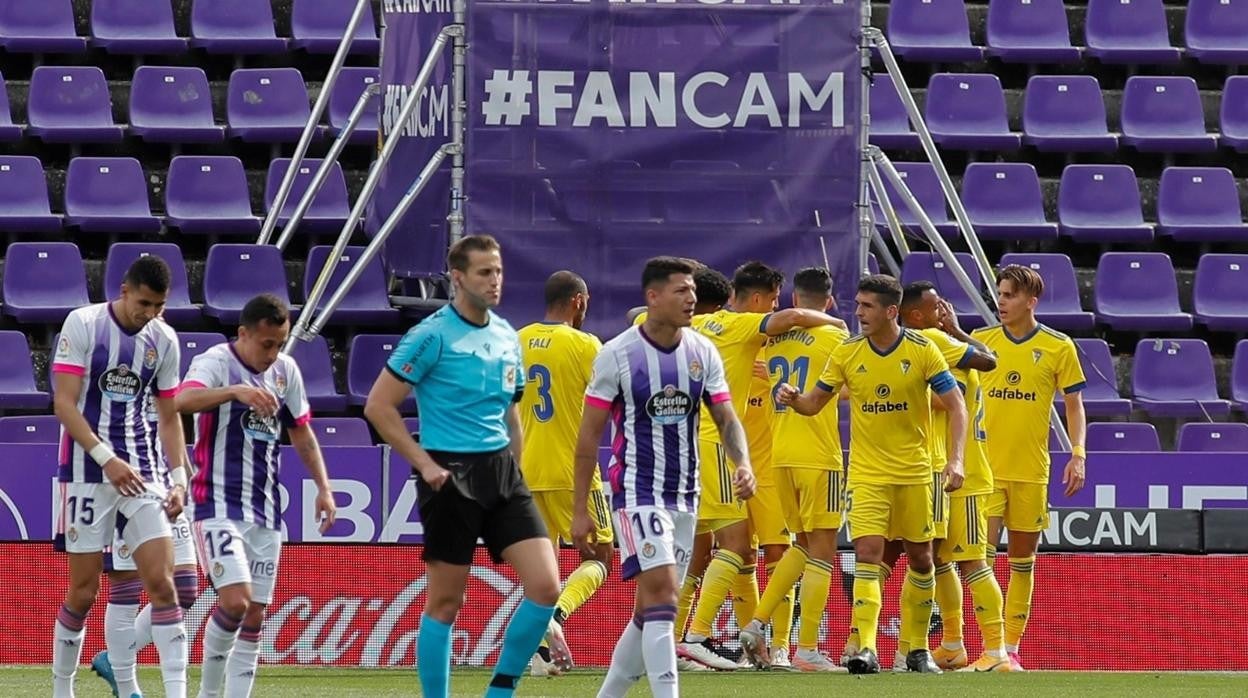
[752,546,807,625]
[797,558,833,650]
[965,564,1005,656]
[675,574,701,640]
[851,561,884,653]
[1004,556,1035,651]
[844,560,888,655]
[688,550,743,639]
[934,563,963,648]
[899,567,935,653]
[767,561,795,652]
[732,565,760,630]
[555,560,607,620]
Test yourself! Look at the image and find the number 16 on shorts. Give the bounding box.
[615,505,696,583]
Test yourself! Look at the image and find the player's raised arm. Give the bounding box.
[764,307,847,334]
[936,298,997,372]
[175,359,279,418]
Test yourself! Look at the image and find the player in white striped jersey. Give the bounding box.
[572,257,755,698]
[50,256,191,698]
[177,294,337,698]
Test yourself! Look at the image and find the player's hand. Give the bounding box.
[104,458,145,497]
[936,298,961,334]
[233,385,279,418]
[163,485,185,520]
[774,383,799,407]
[1062,456,1086,497]
[571,510,595,558]
[419,463,451,491]
[733,465,757,500]
[752,361,769,381]
[943,458,965,493]
[315,487,337,534]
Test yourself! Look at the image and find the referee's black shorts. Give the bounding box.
[416,447,547,565]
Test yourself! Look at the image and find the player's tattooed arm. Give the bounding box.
[709,401,756,500]
[289,424,337,533]
[764,308,847,335]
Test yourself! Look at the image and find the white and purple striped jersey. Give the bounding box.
[52,303,181,484]
[184,344,310,529]
[585,325,731,513]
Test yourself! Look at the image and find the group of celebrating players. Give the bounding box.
[45,233,1088,698]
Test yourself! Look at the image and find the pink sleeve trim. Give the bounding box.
[710,392,732,405]
[156,386,180,398]
[51,363,85,376]
[294,412,313,427]
[179,380,207,391]
[584,396,612,410]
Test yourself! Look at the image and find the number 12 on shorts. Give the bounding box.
[202,528,236,558]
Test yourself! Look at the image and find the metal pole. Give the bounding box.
[855,0,874,284]
[447,0,468,244]
[865,158,912,257]
[293,24,459,345]
[289,143,459,350]
[864,27,997,311]
[870,227,902,277]
[274,83,382,252]
[258,0,372,245]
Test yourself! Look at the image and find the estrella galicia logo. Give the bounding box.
[1006,370,1022,386]
[875,384,891,399]
[241,409,280,443]
[99,365,143,403]
[645,385,693,425]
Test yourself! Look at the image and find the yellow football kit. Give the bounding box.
[918,328,974,540]
[939,366,994,562]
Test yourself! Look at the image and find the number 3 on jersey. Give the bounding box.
[528,364,554,422]
[768,356,810,411]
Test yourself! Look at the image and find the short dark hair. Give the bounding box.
[998,264,1044,298]
[694,267,732,308]
[900,280,937,311]
[448,234,501,272]
[240,293,289,329]
[732,261,784,297]
[641,256,696,290]
[123,255,171,295]
[858,274,903,307]
[793,267,832,297]
[544,270,587,309]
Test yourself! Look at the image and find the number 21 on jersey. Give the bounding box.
[768,355,810,411]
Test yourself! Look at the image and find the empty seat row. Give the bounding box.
[878,162,1248,244]
[872,73,1248,155]
[1045,422,1248,453]
[0,66,379,145]
[0,242,398,327]
[889,0,1248,66]
[0,0,379,56]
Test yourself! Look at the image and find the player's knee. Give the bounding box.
[425,592,463,623]
[907,549,934,573]
[243,603,267,628]
[66,580,100,614]
[216,588,251,619]
[526,578,561,607]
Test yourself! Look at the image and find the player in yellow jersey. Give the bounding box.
[899,283,1010,673]
[970,265,1086,672]
[739,267,849,672]
[677,262,844,671]
[517,272,613,676]
[777,274,967,675]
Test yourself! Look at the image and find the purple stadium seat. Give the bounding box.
[27,67,124,144]
[1087,423,1160,452]
[164,156,259,236]
[176,332,226,377]
[869,73,920,150]
[290,0,381,55]
[873,162,958,240]
[999,253,1093,332]
[90,0,185,54]
[328,67,381,145]
[900,252,986,328]
[309,417,372,447]
[1185,0,1248,66]
[0,156,60,233]
[1084,0,1181,65]
[886,0,982,62]
[1132,339,1230,418]
[1,242,89,324]
[64,158,161,235]
[924,74,1021,151]
[264,158,353,234]
[1232,340,1248,411]
[0,415,61,443]
[960,163,1057,241]
[227,68,316,143]
[1094,253,1192,332]
[303,246,399,326]
[202,244,292,325]
[1222,76,1248,153]
[985,0,1080,64]
[129,66,224,144]
[0,73,21,141]
[0,0,87,53]
[347,335,415,413]
[1177,423,1248,452]
[1120,77,1218,153]
[104,243,199,325]
[190,0,286,54]
[1057,165,1154,244]
[1062,338,1132,417]
[0,333,49,409]
[285,336,347,413]
[1022,76,1118,153]
[1156,167,1248,243]
[1193,254,1248,332]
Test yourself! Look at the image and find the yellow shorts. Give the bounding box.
[846,481,933,543]
[938,494,989,562]
[698,439,747,527]
[986,481,1050,533]
[931,471,950,540]
[532,488,614,546]
[748,484,790,546]
[774,467,844,534]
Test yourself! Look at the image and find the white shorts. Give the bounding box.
[109,511,196,572]
[55,481,172,555]
[614,505,696,584]
[193,518,282,605]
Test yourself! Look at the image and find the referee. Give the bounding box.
[365,235,565,698]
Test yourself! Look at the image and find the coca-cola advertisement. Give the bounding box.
[5,543,1245,670]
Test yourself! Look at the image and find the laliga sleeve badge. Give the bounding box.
[503,364,517,392]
